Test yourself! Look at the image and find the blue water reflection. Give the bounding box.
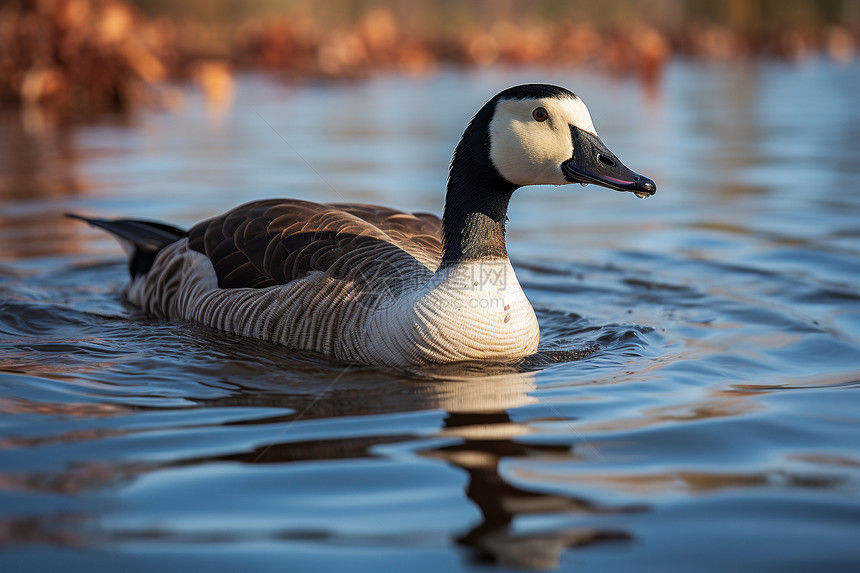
[1,61,860,571]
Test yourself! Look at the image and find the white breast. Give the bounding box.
[363,259,540,366]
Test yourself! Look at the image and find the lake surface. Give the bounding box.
[1,61,859,571]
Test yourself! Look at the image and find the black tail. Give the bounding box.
[67,214,187,277]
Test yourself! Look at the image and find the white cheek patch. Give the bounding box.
[489,96,597,187]
[561,96,597,136]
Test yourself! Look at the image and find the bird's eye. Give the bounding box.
[532,107,548,122]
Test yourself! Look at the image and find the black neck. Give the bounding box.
[440,106,518,268]
[440,182,514,266]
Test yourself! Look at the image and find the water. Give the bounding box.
[1,61,860,571]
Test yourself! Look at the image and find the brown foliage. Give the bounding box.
[0,0,178,113]
[0,1,856,115]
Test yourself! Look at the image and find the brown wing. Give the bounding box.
[186,199,443,289]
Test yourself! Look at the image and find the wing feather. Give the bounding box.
[186,199,443,289]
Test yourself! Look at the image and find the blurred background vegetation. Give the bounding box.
[134,0,860,33]
[1,0,857,117]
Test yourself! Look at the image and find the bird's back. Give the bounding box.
[186,199,444,293]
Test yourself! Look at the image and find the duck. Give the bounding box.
[70,84,656,368]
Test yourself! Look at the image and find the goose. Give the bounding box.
[70,84,656,368]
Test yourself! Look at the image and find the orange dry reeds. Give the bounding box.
[0,0,179,113]
[1,1,856,116]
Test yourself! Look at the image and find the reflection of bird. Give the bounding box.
[437,412,638,569]
[69,84,655,367]
[182,372,640,568]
